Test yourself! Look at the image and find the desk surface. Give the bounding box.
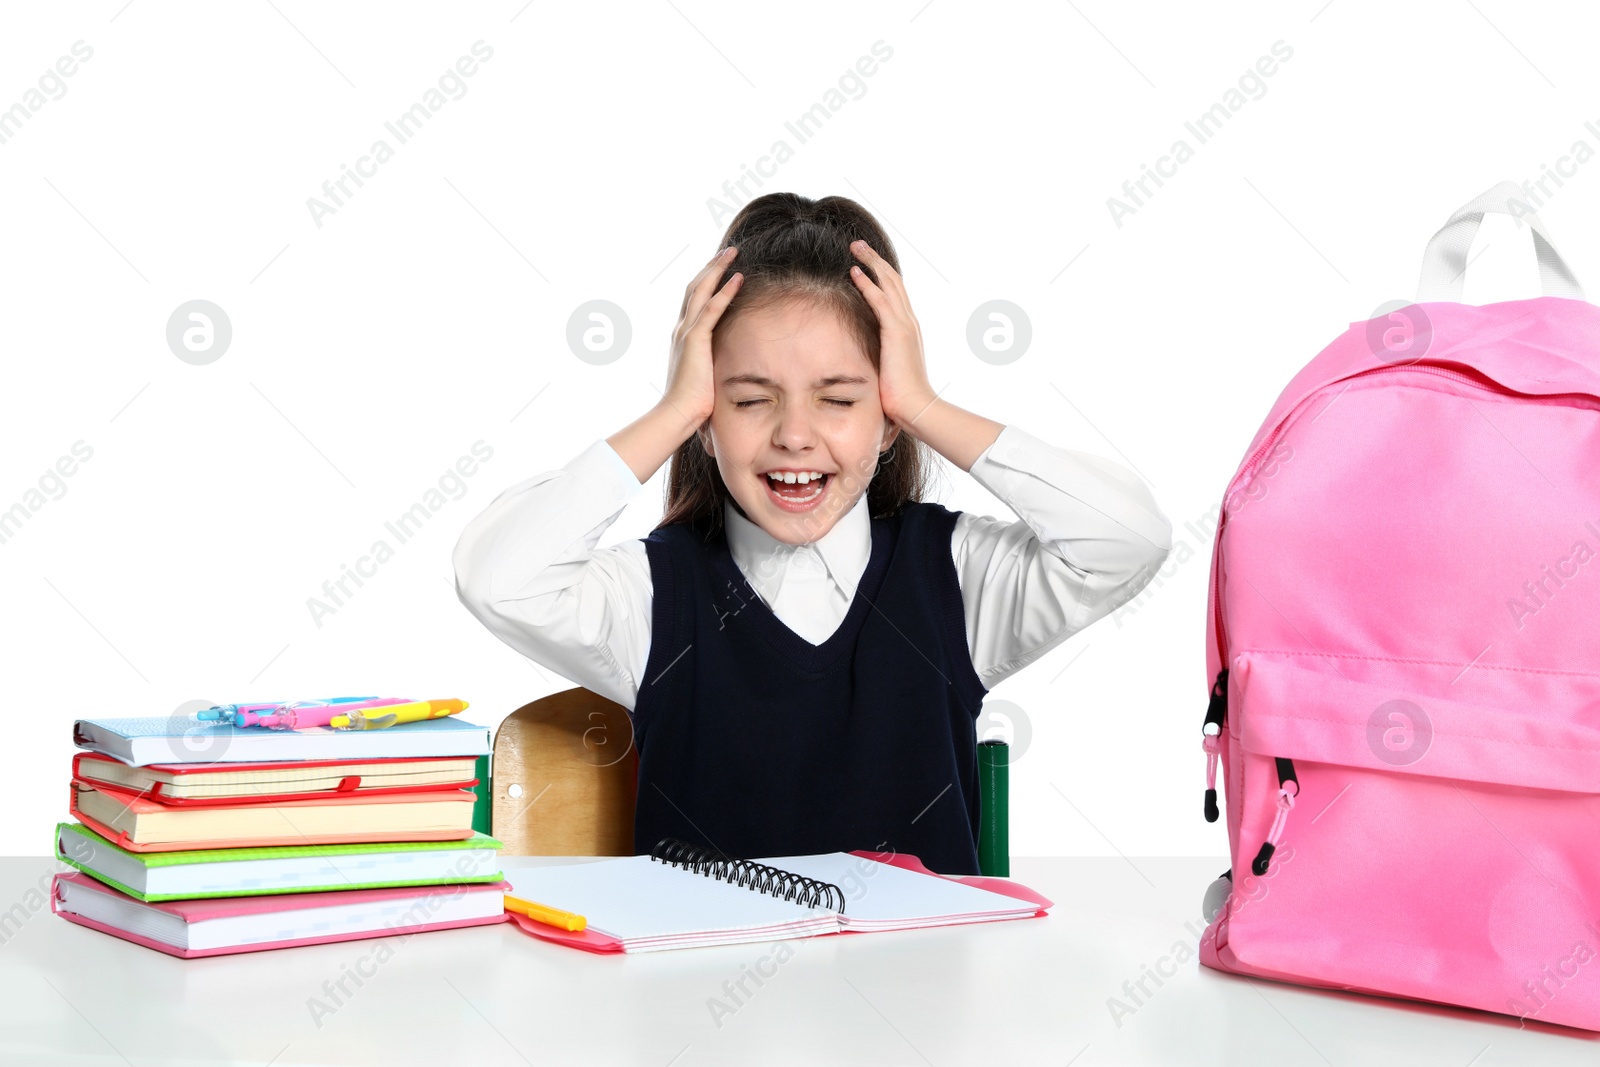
[2,855,1595,1066]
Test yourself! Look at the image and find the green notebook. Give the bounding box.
[55,821,505,903]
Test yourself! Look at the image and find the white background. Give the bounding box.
[4,0,1596,857]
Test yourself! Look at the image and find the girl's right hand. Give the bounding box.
[663,246,742,425]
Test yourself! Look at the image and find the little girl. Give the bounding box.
[453,193,1172,875]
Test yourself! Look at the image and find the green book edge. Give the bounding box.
[55,821,507,904]
[56,821,502,867]
[471,753,493,835]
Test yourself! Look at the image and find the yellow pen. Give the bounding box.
[504,894,587,932]
[329,698,469,730]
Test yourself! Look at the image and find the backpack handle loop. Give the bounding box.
[1416,180,1585,303]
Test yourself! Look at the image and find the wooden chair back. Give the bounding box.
[489,688,637,856]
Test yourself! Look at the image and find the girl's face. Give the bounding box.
[699,298,899,545]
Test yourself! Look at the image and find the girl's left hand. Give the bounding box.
[849,240,937,428]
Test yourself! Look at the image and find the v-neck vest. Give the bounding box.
[635,501,990,875]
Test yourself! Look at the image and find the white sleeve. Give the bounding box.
[451,438,654,711]
[951,424,1173,688]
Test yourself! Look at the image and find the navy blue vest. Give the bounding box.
[634,501,990,875]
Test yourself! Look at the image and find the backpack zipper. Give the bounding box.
[1251,757,1299,875]
[1199,666,1298,874]
[1201,667,1227,823]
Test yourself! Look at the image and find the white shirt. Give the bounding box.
[452,424,1173,711]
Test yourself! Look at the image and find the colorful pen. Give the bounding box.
[198,696,379,725]
[254,697,416,730]
[330,699,469,730]
[504,894,587,932]
[197,702,284,722]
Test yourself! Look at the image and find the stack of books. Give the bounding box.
[51,700,510,958]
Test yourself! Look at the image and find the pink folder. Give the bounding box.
[51,871,510,958]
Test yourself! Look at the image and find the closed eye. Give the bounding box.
[734,398,856,408]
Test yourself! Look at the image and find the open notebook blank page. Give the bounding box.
[765,854,1043,930]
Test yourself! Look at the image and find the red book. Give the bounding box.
[72,750,478,806]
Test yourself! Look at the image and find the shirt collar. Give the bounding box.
[724,489,872,602]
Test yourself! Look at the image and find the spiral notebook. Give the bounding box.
[501,840,1052,954]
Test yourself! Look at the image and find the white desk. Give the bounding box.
[2,855,1595,1066]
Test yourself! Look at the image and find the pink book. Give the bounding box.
[51,871,509,958]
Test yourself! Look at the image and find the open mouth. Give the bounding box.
[762,470,832,511]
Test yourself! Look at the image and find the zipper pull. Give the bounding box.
[1201,668,1227,823]
[1251,757,1299,875]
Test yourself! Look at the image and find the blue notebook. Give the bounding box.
[73,715,492,767]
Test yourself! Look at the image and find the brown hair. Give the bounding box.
[654,193,933,537]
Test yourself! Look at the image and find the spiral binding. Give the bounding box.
[650,837,847,914]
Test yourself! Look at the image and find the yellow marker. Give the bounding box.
[504,894,587,932]
[330,699,468,730]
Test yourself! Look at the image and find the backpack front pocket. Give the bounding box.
[1216,650,1600,1031]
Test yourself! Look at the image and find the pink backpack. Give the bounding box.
[1198,181,1600,1031]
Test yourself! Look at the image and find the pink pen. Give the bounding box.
[246,698,415,730]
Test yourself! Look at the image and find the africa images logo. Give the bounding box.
[1366,699,1431,766]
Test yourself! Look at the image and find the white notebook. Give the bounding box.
[501,848,1048,953]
